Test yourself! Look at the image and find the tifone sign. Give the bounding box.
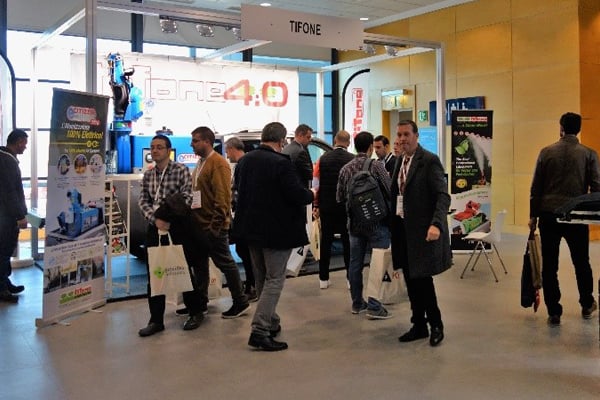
[241,4,364,50]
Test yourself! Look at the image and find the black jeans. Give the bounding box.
[318,209,350,281]
[538,214,594,316]
[189,228,247,307]
[0,217,19,292]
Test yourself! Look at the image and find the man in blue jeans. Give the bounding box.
[336,131,392,319]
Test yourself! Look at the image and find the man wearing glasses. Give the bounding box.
[138,135,203,337]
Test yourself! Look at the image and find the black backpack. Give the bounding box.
[346,158,388,234]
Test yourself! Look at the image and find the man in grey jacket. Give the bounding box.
[529,112,600,325]
[282,124,313,188]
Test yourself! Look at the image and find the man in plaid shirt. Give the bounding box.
[336,131,392,320]
[138,135,202,337]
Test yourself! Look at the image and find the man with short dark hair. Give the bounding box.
[138,134,202,336]
[282,123,313,187]
[234,122,314,351]
[337,131,392,319]
[190,126,249,320]
[0,129,29,303]
[225,136,257,302]
[529,112,600,325]
[313,130,354,289]
[374,135,396,176]
[391,120,452,347]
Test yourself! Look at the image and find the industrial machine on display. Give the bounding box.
[107,53,143,173]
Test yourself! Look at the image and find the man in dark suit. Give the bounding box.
[282,124,313,187]
[234,122,314,351]
[313,130,354,289]
[390,120,452,347]
[374,135,397,177]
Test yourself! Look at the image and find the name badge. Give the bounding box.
[396,195,404,218]
[191,190,202,209]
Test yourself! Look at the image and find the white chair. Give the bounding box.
[460,209,508,282]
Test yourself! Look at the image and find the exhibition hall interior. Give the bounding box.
[0,0,599,399]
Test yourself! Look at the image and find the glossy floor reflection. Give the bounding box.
[1,233,598,400]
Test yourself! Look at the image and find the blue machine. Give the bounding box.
[108,53,143,173]
[57,189,103,238]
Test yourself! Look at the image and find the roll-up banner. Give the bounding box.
[37,88,109,327]
[449,110,493,251]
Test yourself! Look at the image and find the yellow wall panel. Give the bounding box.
[513,174,534,225]
[513,120,558,176]
[409,8,456,40]
[456,72,513,124]
[512,9,579,70]
[512,0,577,19]
[367,20,410,37]
[512,64,580,122]
[456,0,511,32]
[409,51,437,85]
[455,23,512,78]
[578,2,600,63]
[580,62,600,117]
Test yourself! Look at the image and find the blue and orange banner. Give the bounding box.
[37,88,109,327]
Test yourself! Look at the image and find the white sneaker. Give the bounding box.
[319,280,330,289]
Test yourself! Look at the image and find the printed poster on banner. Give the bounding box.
[449,110,493,251]
[37,88,109,327]
[343,69,369,151]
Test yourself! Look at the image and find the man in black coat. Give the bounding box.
[391,120,452,347]
[282,123,313,188]
[313,130,354,289]
[374,134,397,177]
[234,122,314,351]
[0,129,29,303]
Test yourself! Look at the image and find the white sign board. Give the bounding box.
[71,54,299,136]
[241,4,364,50]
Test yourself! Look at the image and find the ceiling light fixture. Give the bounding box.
[196,24,215,37]
[384,45,398,56]
[360,17,369,21]
[361,44,376,55]
[159,17,178,34]
[226,27,242,40]
[260,2,272,6]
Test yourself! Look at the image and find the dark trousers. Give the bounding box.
[0,217,19,292]
[145,222,203,324]
[235,240,255,291]
[190,228,247,307]
[318,209,350,281]
[538,214,594,316]
[395,219,442,328]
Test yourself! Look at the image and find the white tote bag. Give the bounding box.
[147,232,194,297]
[207,258,223,300]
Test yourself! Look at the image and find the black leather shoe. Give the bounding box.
[183,314,203,331]
[269,325,282,338]
[138,322,165,337]
[248,333,288,351]
[398,325,429,342]
[7,282,25,294]
[0,290,18,303]
[429,326,444,347]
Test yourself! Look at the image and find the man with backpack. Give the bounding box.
[336,131,392,319]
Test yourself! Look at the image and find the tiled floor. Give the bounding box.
[1,233,599,400]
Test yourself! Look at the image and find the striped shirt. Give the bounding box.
[336,153,392,205]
